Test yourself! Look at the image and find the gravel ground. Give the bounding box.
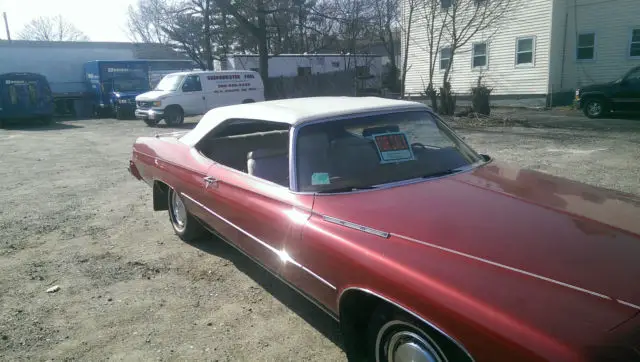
[0,110,638,361]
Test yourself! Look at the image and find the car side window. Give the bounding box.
[182,75,202,92]
[195,119,291,187]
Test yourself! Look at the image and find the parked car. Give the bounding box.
[129,97,640,362]
[134,70,264,127]
[0,72,54,127]
[576,65,640,118]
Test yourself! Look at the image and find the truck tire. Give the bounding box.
[583,98,607,119]
[165,107,184,126]
[115,106,125,120]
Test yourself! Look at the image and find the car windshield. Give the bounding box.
[154,74,185,91]
[295,110,483,193]
[112,78,148,92]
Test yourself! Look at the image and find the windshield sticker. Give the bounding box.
[311,172,331,185]
[372,132,415,163]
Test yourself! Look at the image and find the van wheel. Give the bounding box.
[144,119,159,127]
[242,99,255,104]
[165,107,184,126]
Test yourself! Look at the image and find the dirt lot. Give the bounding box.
[1,110,639,361]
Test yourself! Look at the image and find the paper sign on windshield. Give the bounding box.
[372,132,415,163]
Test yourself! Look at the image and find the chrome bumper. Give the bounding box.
[135,108,164,120]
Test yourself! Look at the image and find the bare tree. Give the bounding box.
[127,0,174,44]
[18,15,89,41]
[372,0,400,89]
[418,0,448,110]
[399,0,417,98]
[438,0,518,114]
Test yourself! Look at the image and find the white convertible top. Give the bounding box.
[180,96,427,146]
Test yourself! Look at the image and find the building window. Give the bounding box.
[516,37,534,65]
[440,47,452,70]
[297,67,312,76]
[441,0,453,9]
[472,42,487,68]
[631,28,640,58]
[576,33,595,60]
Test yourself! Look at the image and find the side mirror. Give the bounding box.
[480,154,491,162]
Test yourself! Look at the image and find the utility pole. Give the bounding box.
[3,12,11,41]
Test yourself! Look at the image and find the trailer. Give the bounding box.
[0,41,193,118]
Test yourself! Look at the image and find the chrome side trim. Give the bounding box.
[394,234,640,309]
[323,215,390,239]
[338,287,474,362]
[180,192,337,291]
[198,222,339,321]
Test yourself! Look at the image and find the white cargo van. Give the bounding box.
[135,70,264,126]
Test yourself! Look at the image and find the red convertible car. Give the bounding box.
[129,97,640,362]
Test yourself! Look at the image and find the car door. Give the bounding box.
[200,162,316,278]
[180,75,206,116]
[613,67,640,112]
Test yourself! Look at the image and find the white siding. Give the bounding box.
[551,0,640,91]
[402,0,554,96]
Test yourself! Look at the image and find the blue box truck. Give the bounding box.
[84,60,193,119]
[0,72,55,128]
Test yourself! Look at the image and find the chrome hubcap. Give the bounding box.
[377,322,446,362]
[588,102,601,116]
[171,191,187,230]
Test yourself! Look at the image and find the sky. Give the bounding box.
[0,0,134,42]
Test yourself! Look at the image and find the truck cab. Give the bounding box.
[576,66,640,118]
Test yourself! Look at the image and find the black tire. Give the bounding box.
[368,305,450,362]
[41,116,53,125]
[167,188,206,242]
[165,106,184,126]
[583,98,607,119]
[242,99,255,104]
[144,118,159,127]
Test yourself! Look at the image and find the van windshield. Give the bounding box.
[155,75,184,91]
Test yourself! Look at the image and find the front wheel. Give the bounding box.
[165,107,184,126]
[168,188,206,242]
[115,106,125,120]
[369,307,449,362]
[583,99,607,118]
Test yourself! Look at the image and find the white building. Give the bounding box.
[402,0,640,107]
[216,54,383,88]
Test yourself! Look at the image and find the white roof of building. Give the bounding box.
[180,96,428,146]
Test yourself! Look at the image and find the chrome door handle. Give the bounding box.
[203,176,218,187]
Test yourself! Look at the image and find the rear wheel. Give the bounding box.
[168,188,206,242]
[165,106,184,126]
[583,99,607,118]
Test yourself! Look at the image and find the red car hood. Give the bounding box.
[312,161,640,310]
